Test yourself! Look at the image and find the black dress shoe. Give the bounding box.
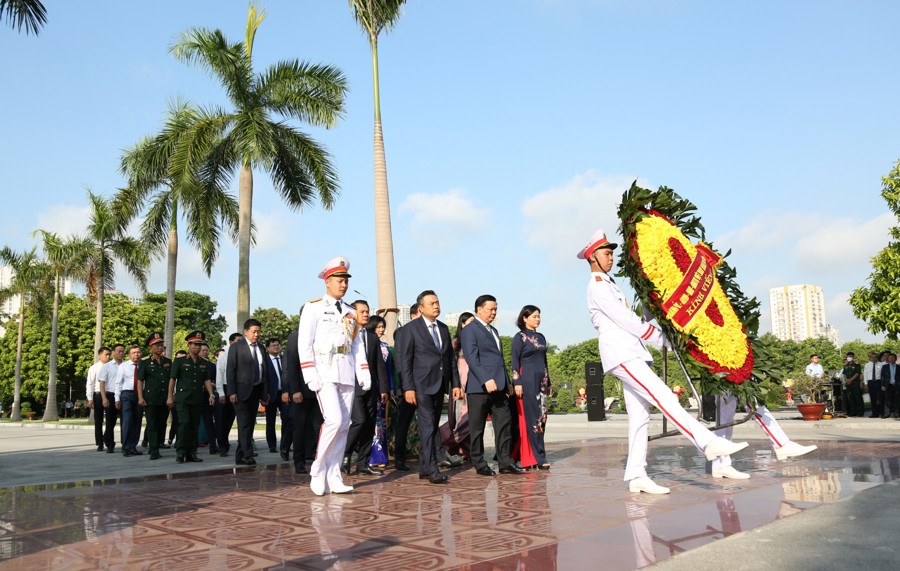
[294,465,308,474]
[131,449,143,456]
[476,466,496,477]
[106,447,115,454]
[499,465,526,474]
[159,444,171,449]
[150,452,161,460]
[236,458,257,466]
[219,450,229,457]
[123,450,134,457]
[176,456,185,463]
[269,447,277,453]
[96,445,104,452]
[209,447,218,455]
[280,450,290,462]
[394,461,410,472]
[187,455,203,463]
[357,466,384,476]
[428,472,449,484]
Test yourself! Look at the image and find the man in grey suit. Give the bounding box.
[226,318,269,466]
[460,294,524,476]
[398,290,460,484]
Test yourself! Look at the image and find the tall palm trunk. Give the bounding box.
[92,254,105,358]
[42,272,61,421]
[370,37,398,343]
[10,297,25,421]
[165,205,178,359]
[237,165,253,327]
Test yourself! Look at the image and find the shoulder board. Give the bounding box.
[308,297,322,303]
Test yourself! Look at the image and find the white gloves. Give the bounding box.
[359,378,371,392]
[306,378,322,392]
[659,330,673,350]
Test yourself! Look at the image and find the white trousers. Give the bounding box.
[311,382,355,487]
[712,392,790,469]
[612,359,716,481]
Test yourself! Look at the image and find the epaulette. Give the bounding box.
[307,297,322,303]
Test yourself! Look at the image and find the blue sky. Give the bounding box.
[2,1,898,349]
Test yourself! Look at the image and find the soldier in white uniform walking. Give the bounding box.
[578,229,749,494]
[298,257,371,495]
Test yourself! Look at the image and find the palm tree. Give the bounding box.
[117,100,240,358]
[348,0,406,342]
[33,231,92,421]
[0,0,46,35]
[0,246,50,421]
[170,2,349,326]
[84,191,151,358]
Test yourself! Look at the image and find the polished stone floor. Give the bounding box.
[1,438,898,570]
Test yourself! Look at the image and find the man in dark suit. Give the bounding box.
[283,324,323,474]
[460,294,524,476]
[216,333,243,456]
[881,353,898,419]
[398,290,460,484]
[392,300,420,471]
[226,318,269,466]
[343,300,389,475]
[264,337,292,460]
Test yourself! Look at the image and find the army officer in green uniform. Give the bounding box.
[168,330,216,463]
[138,331,172,460]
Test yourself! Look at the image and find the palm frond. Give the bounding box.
[258,61,348,128]
[348,0,406,38]
[264,122,340,211]
[110,237,150,292]
[170,27,252,107]
[0,0,47,35]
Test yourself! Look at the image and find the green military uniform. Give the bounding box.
[138,340,171,457]
[170,330,214,461]
[842,360,863,417]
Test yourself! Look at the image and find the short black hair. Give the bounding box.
[228,332,243,343]
[474,294,496,310]
[98,346,111,355]
[351,299,368,309]
[516,305,541,330]
[416,290,437,307]
[112,343,126,351]
[265,337,280,347]
[174,350,187,357]
[243,319,261,332]
[846,352,855,357]
[810,354,818,359]
[409,302,420,317]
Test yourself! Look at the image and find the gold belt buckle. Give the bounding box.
[335,346,349,355]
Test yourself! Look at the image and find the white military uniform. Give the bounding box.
[299,294,371,491]
[712,393,792,471]
[587,270,719,481]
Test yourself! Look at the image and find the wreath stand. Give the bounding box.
[648,346,756,442]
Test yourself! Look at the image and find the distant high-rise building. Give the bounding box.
[398,304,411,326]
[769,284,837,344]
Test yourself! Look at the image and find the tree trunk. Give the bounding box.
[42,272,61,421]
[165,206,178,359]
[10,297,25,421]
[370,39,399,344]
[237,165,253,328]
[92,254,105,359]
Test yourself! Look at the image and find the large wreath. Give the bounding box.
[618,182,772,402]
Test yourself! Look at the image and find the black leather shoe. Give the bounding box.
[97,445,104,452]
[357,466,384,476]
[428,472,449,484]
[159,444,171,449]
[219,449,229,457]
[187,455,203,463]
[131,449,143,456]
[394,461,410,472]
[341,458,352,475]
[150,452,161,460]
[269,447,277,453]
[476,466,496,477]
[294,465,308,474]
[176,456,185,463]
[236,458,256,466]
[123,450,134,457]
[209,447,218,455]
[499,465,526,474]
[106,447,115,454]
[280,450,290,462]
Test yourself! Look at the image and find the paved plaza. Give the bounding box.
[1,412,899,570]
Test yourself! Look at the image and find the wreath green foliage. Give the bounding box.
[616,182,779,404]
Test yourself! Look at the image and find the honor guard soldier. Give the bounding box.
[578,228,749,494]
[139,331,172,460]
[168,330,216,463]
[298,257,372,495]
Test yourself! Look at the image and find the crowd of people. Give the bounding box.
[822,351,900,418]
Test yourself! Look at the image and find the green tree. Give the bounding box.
[170,2,348,327]
[850,159,900,338]
[348,0,406,342]
[0,245,50,420]
[143,291,228,351]
[249,306,299,345]
[33,230,92,421]
[118,99,240,358]
[83,190,151,358]
[0,0,46,35]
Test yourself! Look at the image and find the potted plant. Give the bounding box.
[20,401,35,421]
[787,375,827,421]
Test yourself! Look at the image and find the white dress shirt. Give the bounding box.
[269,353,282,391]
[86,360,104,396]
[805,363,824,378]
[113,360,140,402]
[98,360,122,397]
[216,345,230,396]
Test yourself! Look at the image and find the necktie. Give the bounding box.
[133,364,138,391]
[275,356,282,390]
[363,331,368,354]
[430,323,441,349]
[250,344,260,382]
[489,325,501,350]
[336,300,342,313]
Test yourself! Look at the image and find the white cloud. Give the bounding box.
[521,171,646,267]
[35,204,91,238]
[253,209,296,254]
[399,188,488,248]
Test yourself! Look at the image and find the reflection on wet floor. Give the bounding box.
[1,440,898,570]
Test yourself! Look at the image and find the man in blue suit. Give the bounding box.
[460,294,525,476]
[880,352,899,419]
[398,290,460,484]
[264,337,292,461]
